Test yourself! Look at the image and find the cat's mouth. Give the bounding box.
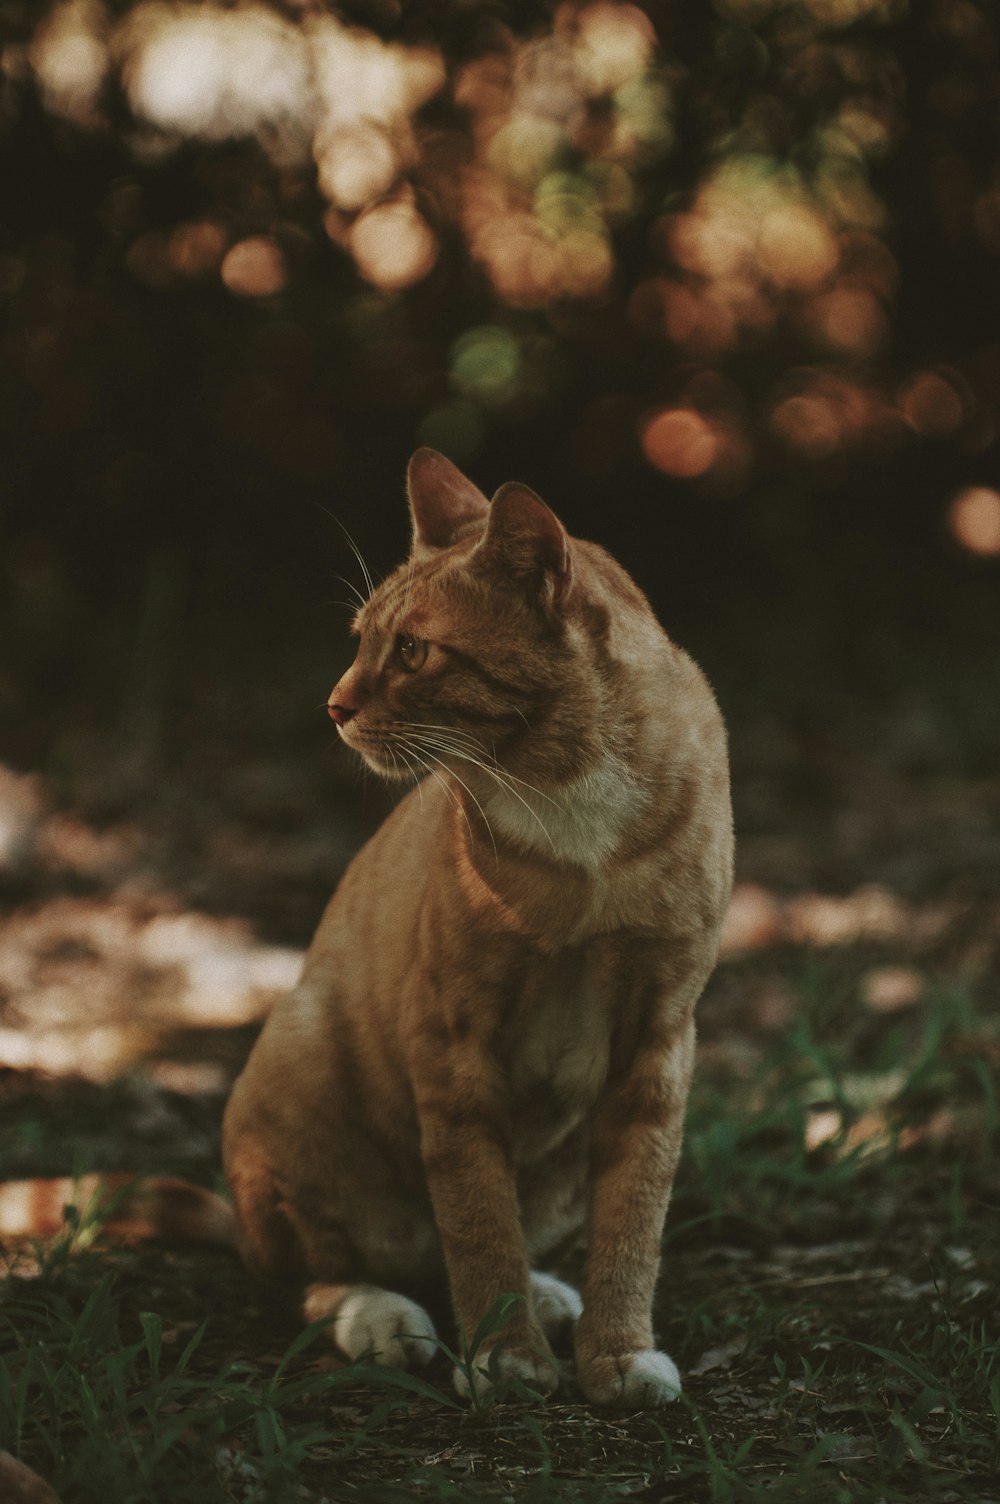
[339,726,411,782]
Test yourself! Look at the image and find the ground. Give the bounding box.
[0,611,997,1503]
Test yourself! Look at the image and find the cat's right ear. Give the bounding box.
[407,449,490,556]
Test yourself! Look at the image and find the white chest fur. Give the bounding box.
[484,754,644,871]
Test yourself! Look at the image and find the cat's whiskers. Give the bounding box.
[318,501,383,604]
[394,736,479,852]
[437,743,562,816]
[393,722,562,809]
[392,721,498,775]
[422,744,556,854]
[394,719,483,748]
[395,735,499,864]
[328,515,377,601]
[398,729,555,855]
[396,745,425,811]
[330,576,368,612]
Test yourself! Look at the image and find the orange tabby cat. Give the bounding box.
[222,449,733,1406]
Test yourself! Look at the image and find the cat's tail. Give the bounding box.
[0,1173,237,1249]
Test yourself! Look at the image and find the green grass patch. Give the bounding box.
[1,967,998,1500]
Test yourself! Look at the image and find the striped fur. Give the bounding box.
[223,450,734,1405]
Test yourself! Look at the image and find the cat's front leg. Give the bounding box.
[575,1012,696,1408]
[411,1029,559,1401]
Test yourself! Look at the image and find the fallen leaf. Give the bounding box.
[688,1336,747,1375]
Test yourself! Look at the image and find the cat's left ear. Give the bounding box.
[481,481,573,609]
[407,448,490,556]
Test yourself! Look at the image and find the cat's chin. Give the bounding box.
[336,728,408,781]
[355,746,412,782]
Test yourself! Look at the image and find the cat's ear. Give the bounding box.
[481,481,573,608]
[407,448,490,555]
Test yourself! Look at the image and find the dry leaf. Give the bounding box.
[688,1336,747,1375]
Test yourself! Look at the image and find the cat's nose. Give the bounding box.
[327,701,357,725]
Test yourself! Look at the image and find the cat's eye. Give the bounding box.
[397,634,429,672]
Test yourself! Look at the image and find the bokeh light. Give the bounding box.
[169,221,228,279]
[349,200,437,292]
[770,393,842,460]
[221,237,287,299]
[805,285,888,356]
[29,0,108,127]
[948,487,1000,556]
[898,370,967,438]
[452,3,674,308]
[451,327,523,406]
[310,18,444,139]
[641,409,719,478]
[12,0,1000,498]
[758,204,839,290]
[121,3,308,146]
[573,3,655,95]
[315,123,398,213]
[310,20,443,217]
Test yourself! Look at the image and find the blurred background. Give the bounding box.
[0,0,998,1108]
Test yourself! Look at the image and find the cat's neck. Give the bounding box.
[461,635,718,875]
[478,752,646,873]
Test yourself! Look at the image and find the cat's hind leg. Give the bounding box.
[532,1273,680,1407]
[530,1271,582,1343]
[304,1282,437,1370]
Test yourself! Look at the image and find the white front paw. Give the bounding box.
[310,1285,437,1369]
[453,1345,560,1403]
[530,1272,583,1336]
[579,1348,681,1408]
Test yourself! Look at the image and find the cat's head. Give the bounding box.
[327,449,602,785]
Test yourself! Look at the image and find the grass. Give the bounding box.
[1,963,998,1502]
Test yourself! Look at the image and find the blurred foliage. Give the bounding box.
[1,0,999,746]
